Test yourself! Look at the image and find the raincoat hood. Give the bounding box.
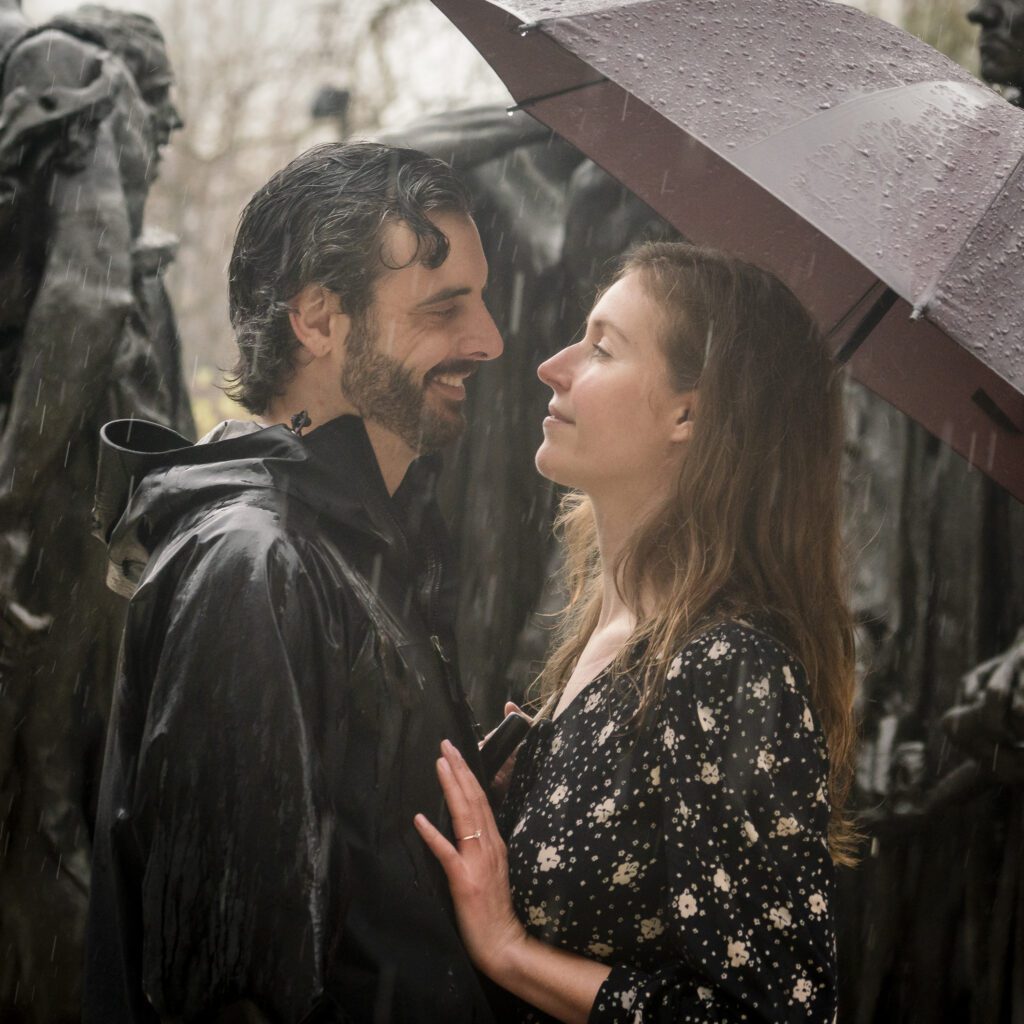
[93,415,431,598]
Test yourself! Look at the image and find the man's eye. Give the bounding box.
[431,306,458,320]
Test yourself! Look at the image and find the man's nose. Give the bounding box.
[967,3,1000,27]
[463,305,504,361]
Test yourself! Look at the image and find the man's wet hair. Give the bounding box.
[226,142,472,415]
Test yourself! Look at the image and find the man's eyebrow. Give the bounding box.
[590,316,631,344]
[414,286,473,309]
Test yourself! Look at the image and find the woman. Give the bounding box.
[414,242,857,1023]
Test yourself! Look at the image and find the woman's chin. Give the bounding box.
[534,446,576,488]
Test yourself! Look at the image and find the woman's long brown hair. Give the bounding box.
[537,242,859,866]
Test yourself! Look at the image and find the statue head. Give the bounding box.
[968,0,1024,90]
[49,5,183,154]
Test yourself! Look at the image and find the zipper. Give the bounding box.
[430,633,450,663]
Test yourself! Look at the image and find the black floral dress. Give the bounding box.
[497,621,837,1023]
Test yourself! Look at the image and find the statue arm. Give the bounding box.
[0,33,133,519]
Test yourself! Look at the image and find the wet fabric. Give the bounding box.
[498,622,836,1023]
[84,415,496,1024]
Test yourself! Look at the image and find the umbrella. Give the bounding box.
[431,0,1024,503]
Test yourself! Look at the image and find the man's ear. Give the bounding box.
[289,285,349,358]
[669,391,698,444]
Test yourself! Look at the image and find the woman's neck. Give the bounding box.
[589,482,669,632]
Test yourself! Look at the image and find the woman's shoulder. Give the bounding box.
[664,617,811,707]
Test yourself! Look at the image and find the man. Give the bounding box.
[968,0,1024,101]
[0,6,192,1020]
[85,142,503,1023]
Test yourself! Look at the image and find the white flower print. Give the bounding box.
[697,704,716,731]
[612,860,640,885]
[537,845,561,871]
[667,653,683,679]
[727,939,749,967]
[708,640,731,661]
[676,890,698,918]
[584,690,602,713]
[500,626,835,1018]
[527,905,548,926]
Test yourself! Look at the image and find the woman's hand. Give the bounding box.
[414,739,528,983]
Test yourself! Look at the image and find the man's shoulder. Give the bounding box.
[141,497,321,595]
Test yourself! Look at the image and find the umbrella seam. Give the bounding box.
[927,145,1024,317]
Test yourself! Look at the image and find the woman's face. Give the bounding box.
[535,271,693,498]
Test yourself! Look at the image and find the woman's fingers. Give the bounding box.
[413,813,465,880]
[441,740,500,842]
[435,755,477,841]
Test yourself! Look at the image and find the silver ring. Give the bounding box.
[459,829,483,841]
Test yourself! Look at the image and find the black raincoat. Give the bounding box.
[84,415,496,1024]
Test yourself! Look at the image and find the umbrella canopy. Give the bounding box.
[432,0,1024,502]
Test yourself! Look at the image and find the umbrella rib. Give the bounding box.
[507,77,607,113]
[834,287,899,366]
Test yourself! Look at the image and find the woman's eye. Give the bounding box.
[590,341,611,359]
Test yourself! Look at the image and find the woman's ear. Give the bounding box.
[289,285,350,358]
[669,391,698,443]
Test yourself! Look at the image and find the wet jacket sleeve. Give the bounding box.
[126,527,348,1022]
[589,631,837,1023]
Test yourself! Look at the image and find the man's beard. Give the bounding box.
[340,313,466,453]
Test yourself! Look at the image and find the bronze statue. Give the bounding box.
[969,0,1024,102]
[0,5,192,1019]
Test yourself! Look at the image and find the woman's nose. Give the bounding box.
[537,345,573,390]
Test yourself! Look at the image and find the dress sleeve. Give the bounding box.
[590,626,837,1024]
[124,526,349,1022]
